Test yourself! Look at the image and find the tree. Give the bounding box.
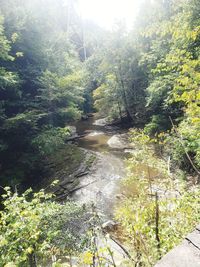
[0,0,85,185]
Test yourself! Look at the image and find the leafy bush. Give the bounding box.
[57,106,82,123]
[115,130,200,266]
[0,186,86,266]
[32,127,70,156]
[144,115,170,136]
[164,119,200,171]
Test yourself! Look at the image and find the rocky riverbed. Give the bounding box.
[46,115,133,218]
[69,115,133,217]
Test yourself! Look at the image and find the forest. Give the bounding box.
[0,0,200,266]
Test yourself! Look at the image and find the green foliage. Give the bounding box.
[93,74,122,120]
[0,16,13,62]
[32,127,70,156]
[144,115,170,135]
[165,119,200,170]
[0,15,18,112]
[3,111,39,130]
[0,1,85,184]
[38,70,84,124]
[0,68,18,90]
[115,130,200,266]
[90,27,147,122]
[139,0,200,171]
[0,186,85,266]
[0,0,199,265]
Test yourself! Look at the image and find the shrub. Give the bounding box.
[0,186,85,266]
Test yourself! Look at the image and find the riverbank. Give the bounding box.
[43,145,97,200]
[36,115,131,218]
[41,116,192,266]
[11,115,200,267]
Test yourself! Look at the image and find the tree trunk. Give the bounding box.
[118,69,132,122]
[29,253,37,267]
[117,101,123,122]
[155,192,161,258]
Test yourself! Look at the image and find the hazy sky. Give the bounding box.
[78,0,140,30]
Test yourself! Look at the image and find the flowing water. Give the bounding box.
[73,115,127,219]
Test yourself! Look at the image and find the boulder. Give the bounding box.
[67,126,78,140]
[87,131,104,137]
[102,220,118,231]
[107,134,130,149]
[154,226,200,267]
[81,114,89,120]
[93,118,108,126]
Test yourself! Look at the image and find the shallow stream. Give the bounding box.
[73,115,127,218]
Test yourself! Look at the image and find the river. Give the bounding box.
[72,115,127,219]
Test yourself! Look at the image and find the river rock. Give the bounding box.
[115,194,124,199]
[124,148,135,154]
[93,118,108,126]
[154,226,200,267]
[102,220,118,231]
[107,134,131,149]
[87,131,104,137]
[67,126,78,140]
[81,114,89,120]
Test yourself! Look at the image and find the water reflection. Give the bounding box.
[75,115,122,153]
